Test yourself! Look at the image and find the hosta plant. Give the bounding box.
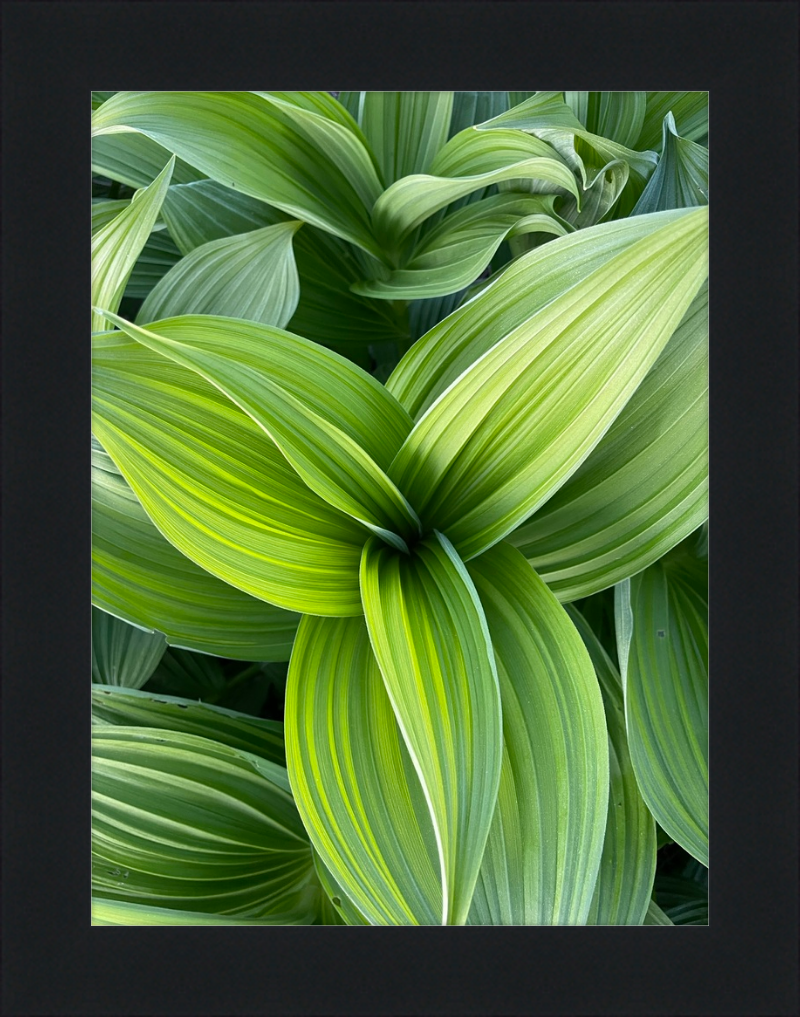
[91,91,709,925]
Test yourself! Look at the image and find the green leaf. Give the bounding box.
[91,897,307,925]
[92,332,367,616]
[509,280,708,601]
[567,606,656,926]
[564,92,647,148]
[632,113,709,215]
[124,229,183,300]
[95,311,419,550]
[360,532,503,926]
[92,726,319,919]
[643,898,674,925]
[92,91,385,259]
[92,436,300,659]
[615,540,708,865]
[91,685,285,765]
[388,207,699,419]
[312,852,371,925]
[352,192,568,300]
[286,614,443,925]
[91,607,167,688]
[92,131,205,188]
[351,91,454,185]
[388,207,708,561]
[160,179,409,358]
[636,92,708,152]
[465,544,608,925]
[448,92,510,138]
[137,222,302,328]
[476,92,658,220]
[372,127,580,256]
[91,157,174,332]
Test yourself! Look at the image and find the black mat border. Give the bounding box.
[2,2,798,1015]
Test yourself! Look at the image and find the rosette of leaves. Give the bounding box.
[91,92,708,925]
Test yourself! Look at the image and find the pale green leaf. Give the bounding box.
[632,113,709,215]
[643,898,674,925]
[476,92,658,220]
[285,614,442,925]
[92,726,319,919]
[448,92,510,138]
[92,436,300,659]
[564,92,647,149]
[91,607,167,689]
[360,532,503,926]
[352,192,568,300]
[92,91,385,258]
[91,685,285,765]
[372,127,579,256]
[92,131,205,188]
[387,207,699,420]
[465,544,608,925]
[95,312,419,549]
[355,91,454,185]
[137,222,302,328]
[510,280,708,601]
[388,207,709,561]
[92,332,367,616]
[567,606,656,926]
[160,179,409,357]
[636,92,708,152]
[615,540,708,865]
[91,157,174,332]
[91,897,307,925]
[312,852,371,925]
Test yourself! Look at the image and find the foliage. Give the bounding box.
[91,91,708,925]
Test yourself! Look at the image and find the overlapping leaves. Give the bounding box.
[91,92,709,925]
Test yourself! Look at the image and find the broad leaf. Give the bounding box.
[353,192,568,300]
[91,685,285,765]
[286,614,443,925]
[92,332,367,616]
[448,92,510,139]
[510,280,708,601]
[564,92,647,149]
[372,127,579,257]
[92,726,319,919]
[465,544,608,925]
[643,898,674,925]
[350,91,454,185]
[92,91,385,259]
[92,131,205,188]
[91,157,174,332]
[567,606,656,926]
[636,92,708,152]
[631,113,709,215]
[161,179,409,358]
[124,229,183,300]
[137,222,302,328]
[476,92,658,218]
[388,207,701,419]
[91,897,307,925]
[91,607,166,689]
[92,436,300,659]
[360,532,503,926]
[312,852,371,925]
[96,312,419,549]
[388,207,708,561]
[615,539,708,865]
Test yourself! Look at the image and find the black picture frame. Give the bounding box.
[2,2,797,1015]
